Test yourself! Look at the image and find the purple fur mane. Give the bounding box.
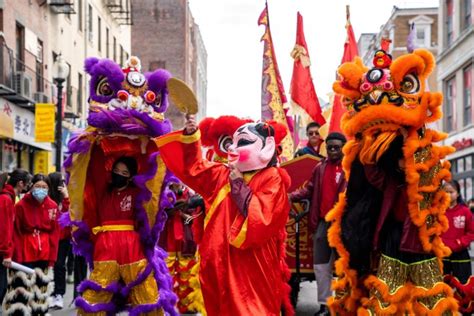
[88,107,172,137]
[85,57,124,104]
[146,69,171,113]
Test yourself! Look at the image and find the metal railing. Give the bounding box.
[0,42,82,117]
[0,42,54,106]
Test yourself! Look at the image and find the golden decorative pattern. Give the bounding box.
[376,255,408,294]
[414,146,431,164]
[419,163,441,187]
[121,259,160,307]
[122,80,148,97]
[81,261,119,307]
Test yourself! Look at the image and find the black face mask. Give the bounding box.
[111,173,129,188]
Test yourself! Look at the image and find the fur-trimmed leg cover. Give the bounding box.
[30,267,54,316]
[2,268,52,316]
[3,270,34,316]
[357,256,458,315]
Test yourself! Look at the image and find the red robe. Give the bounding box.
[0,184,15,259]
[157,130,292,316]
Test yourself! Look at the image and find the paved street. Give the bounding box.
[51,281,320,315]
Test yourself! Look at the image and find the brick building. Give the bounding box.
[131,0,207,129]
[358,6,439,91]
[437,0,473,201]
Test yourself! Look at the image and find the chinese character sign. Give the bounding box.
[34,150,51,174]
[35,103,55,143]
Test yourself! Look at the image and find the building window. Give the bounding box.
[113,36,117,62]
[464,65,472,126]
[0,9,3,32]
[462,0,472,30]
[451,154,474,201]
[106,27,110,58]
[446,0,454,46]
[445,76,456,132]
[120,45,124,65]
[77,0,83,31]
[149,60,166,71]
[15,23,25,71]
[416,27,426,47]
[88,4,93,43]
[98,17,101,52]
[77,73,83,115]
[36,39,43,92]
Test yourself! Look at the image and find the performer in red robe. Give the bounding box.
[157,115,294,316]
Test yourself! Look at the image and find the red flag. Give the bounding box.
[259,2,294,161]
[289,12,326,127]
[329,6,359,134]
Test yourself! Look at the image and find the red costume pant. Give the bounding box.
[78,222,162,316]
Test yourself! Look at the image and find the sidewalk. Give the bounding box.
[51,281,319,315]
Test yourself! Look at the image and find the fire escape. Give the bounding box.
[46,0,76,14]
[104,0,133,25]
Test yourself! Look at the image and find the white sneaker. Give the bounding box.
[67,274,74,284]
[50,294,63,309]
[55,295,64,309]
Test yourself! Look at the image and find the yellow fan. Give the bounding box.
[167,78,198,115]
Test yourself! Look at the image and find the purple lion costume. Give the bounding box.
[63,56,178,315]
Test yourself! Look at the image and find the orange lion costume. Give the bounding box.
[326,46,459,315]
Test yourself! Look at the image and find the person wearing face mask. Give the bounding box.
[76,156,165,316]
[289,132,347,316]
[157,115,294,316]
[3,174,59,316]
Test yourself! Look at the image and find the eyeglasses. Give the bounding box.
[308,131,320,136]
[327,145,341,151]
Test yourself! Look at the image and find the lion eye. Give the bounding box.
[400,74,420,94]
[96,77,114,97]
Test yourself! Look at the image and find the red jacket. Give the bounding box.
[0,184,15,258]
[13,193,60,266]
[441,203,474,253]
[290,159,347,232]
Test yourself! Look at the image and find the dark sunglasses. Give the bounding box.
[327,145,341,151]
[308,131,320,136]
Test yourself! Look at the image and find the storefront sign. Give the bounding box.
[0,99,52,151]
[452,138,473,151]
[34,150,52,174]
[35,103,55,143]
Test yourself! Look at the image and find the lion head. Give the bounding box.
[83,56,172,137]
[333,49,443,164]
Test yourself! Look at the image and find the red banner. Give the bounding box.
[281,155,320,272]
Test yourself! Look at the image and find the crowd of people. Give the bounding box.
[0,169,87,315]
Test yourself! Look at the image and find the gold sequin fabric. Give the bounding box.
[78,259,162,316]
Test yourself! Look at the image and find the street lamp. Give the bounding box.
[52,54,69,172]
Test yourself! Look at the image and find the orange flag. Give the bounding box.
[289,12,326,127]
[329,5,359,134]
[259,2,294,161]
